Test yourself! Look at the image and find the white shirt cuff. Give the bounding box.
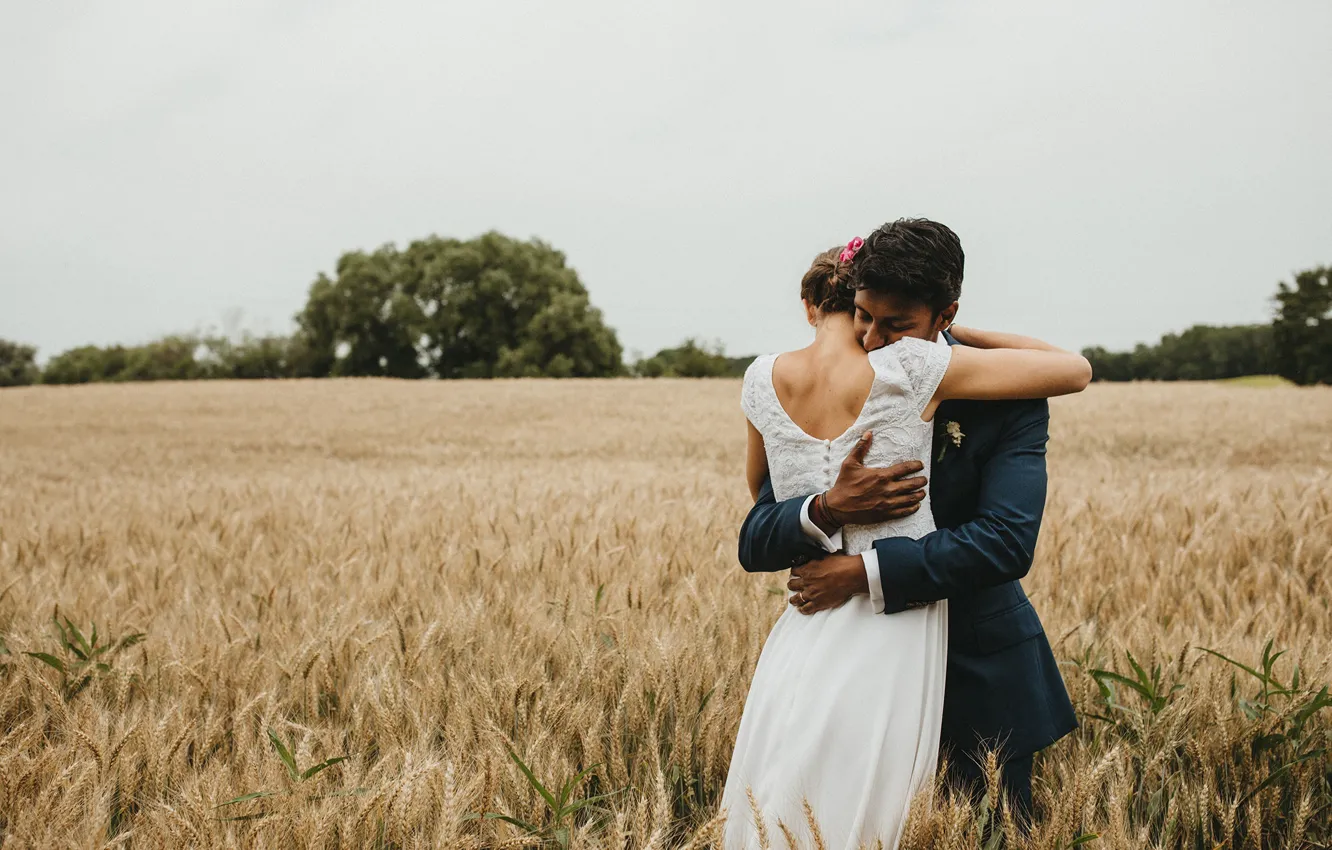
[862,548,885,614]
[799,496,883,612]
[799,495,843,552]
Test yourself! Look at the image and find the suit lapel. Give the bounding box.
[930,331,962,506]
[934,331,960,464]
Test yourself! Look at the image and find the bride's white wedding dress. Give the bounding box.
[721,335,952,850]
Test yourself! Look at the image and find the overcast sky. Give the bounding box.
[3,0,1330,362]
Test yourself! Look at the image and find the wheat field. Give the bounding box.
[0,379,1329,849]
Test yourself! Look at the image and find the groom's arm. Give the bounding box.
[737,477,830,572]
[872,399,1050,613]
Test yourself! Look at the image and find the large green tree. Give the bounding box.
[0,339,40,387]
[296,245,426,378]
[1273,265,1332,386]
[296,232,623,379]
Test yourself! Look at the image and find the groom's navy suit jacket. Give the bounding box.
[738,337,1077,762]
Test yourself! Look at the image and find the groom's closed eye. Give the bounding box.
[859,312,911,334]
[859,308,904,327]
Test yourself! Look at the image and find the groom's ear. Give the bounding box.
[937,302,959,333]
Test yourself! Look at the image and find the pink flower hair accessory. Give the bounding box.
[838,237,864,263]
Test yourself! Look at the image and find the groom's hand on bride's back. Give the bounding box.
[821,432,928,529]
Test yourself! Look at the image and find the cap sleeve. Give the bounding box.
[888,336,953,418]
[740,354,777,434]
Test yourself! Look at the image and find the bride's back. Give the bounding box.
[767,246,879,443]
[770,342,876,442]
[742,334,953,556]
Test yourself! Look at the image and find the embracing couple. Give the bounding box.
[719,219,1090,849]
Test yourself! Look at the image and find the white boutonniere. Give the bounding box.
[937,421,965,461]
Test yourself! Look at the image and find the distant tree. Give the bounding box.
[42,344,130,384]
[42,335,306,384]
[1273,266,1332,386]
[202,334,301,379]
[296,246,426,379]
[1081,346,1133,382]
[1149,324,1275,380]
[723,355,756,377]
[43,337,212,383]
[296,232,623,379]
[0,339,40,387]
[634,339,735,378]
[494,289,624,378]
[117,336,206,382]
[1083,324,1275,382]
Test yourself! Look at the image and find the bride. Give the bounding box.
[720,238,1090,849]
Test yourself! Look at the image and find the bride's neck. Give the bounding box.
[811,313,859,352]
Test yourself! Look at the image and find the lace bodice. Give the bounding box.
[741,336,953,556]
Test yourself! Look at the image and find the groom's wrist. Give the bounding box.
[809,491,842,536]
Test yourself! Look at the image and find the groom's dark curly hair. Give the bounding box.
[850,218,964,314]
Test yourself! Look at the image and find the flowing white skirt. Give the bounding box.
[720,593,948,850]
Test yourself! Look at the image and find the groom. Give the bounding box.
[738,219,1076,818]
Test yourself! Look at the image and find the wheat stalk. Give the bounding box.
[0,379,1327,847]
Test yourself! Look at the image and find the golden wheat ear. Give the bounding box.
[3,377,1329,846]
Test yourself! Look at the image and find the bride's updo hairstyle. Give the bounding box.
[800,247,857,314]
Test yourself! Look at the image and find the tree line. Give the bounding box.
[1,232,1327,386]
[1,233,753,386]
[1081,324,1277,382]
[3,234,600,386]
[1080,265,1330,385]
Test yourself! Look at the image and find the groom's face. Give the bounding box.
[853,289,957,352]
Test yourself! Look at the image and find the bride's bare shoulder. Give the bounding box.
[766,347,812,379]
